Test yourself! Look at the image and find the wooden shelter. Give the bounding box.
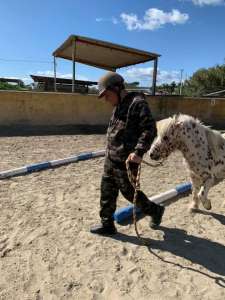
[0,77,24,87]
[30,75,97,93]
[52,35,160,95]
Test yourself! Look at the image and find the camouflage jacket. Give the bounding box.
[106,92,157,163]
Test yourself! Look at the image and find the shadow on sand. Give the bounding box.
[196,210,225,226]
[111,213,225,288]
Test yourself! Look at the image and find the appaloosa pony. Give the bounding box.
[149,114,225,211]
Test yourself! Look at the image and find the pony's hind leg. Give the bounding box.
[197,176,214,210]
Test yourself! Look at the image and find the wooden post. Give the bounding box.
[152,58,158,96]
[72,38,76,93]
[179,69,184,95]
[54,56,57,92]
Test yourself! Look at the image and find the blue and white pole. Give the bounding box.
[113,182,192,224]
[0,150,192,223]
[0,150,106,180]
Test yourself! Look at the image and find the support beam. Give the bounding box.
[152,58,158,96]
[72,38,76,93]
[53,56,57,92]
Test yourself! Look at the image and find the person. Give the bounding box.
[90,71,165,235]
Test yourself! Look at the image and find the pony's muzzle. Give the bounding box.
[149,152,160,161]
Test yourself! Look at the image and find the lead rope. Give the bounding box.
[126,160,142,240]
[126,158,164,245]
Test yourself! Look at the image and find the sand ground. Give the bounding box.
[0,134,224,300]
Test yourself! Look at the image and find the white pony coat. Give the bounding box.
[150,114,225,211]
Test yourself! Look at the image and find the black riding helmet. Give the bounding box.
[98,71,125,98]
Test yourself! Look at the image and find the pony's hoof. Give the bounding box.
[205,205,212,210]
[203,202,212,210]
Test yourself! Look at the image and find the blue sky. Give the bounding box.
[0,0,225,86]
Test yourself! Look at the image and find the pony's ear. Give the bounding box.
[173,114,179,121]
[172,115,183,128]
[175,121,184,128]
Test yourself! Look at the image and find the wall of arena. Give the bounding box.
[0,90,224,128]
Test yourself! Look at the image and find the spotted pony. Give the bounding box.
[149,114,225,212]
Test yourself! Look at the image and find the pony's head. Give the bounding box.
[149,115,182,160]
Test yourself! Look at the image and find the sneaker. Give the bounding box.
[149,205,165,229]
[90,223,117,235]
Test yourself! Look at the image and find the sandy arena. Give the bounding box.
[0,134,224,300]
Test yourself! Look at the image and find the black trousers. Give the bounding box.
[100,157,160,225]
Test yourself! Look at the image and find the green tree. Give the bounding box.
[170,81,177,94]
[125,81,140,88]
[0,82,24,90]
[156,81,178,94]
[183,64,225,96]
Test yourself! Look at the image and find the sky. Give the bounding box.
[0,0,225,86]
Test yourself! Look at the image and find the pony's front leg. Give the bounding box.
[198,176,214,210]
[190,188,201,212]
[189,175,201,212]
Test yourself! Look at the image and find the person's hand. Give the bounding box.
[126,152,142,164]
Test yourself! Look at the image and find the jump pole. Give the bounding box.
[113,182,192,224]
[0,150,192,224]
[0,150,106,180]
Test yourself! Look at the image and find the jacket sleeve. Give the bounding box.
[132,98,157,157]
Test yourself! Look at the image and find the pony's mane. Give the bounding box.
[157,114,225,158]
[156,114,201,136]
[156,117,174,136]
